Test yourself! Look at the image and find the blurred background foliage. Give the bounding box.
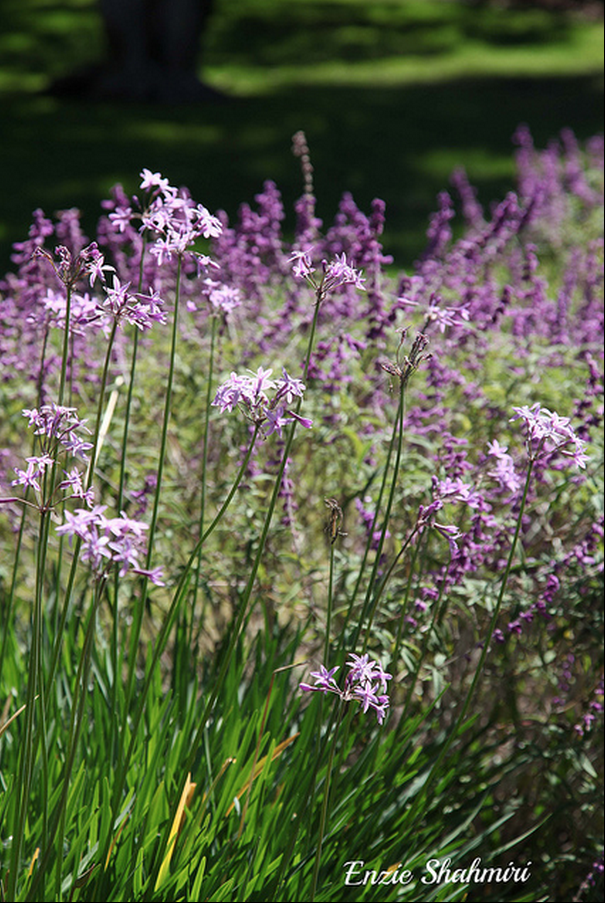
[0,0,603,271]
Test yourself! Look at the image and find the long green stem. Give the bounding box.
[6,510,49,900]
[190,313,218,629]
[29,577,106,901]
[397,558,446,733]
[309,699,345,902]
[96,424,262,895]
[96,282,323,897]
[110,236,147,759]
[180,292,323,779]
[406,458,535,827]
[0,328,52,680]
[337,392,403,652]
[350,376,407,651]
[46,317,120,693]
[361,524,421,652]
[13,317,121,899]
[57,284,72,407]
[391,528,424,667]
[121,255,183,733]
[324,542,336,665]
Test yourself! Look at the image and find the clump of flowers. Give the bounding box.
[300,653,392,724]
[289,249,366,296]
[113,168,223,264]
[2,405,95,512]
[56,505,164,585]
[212,366,312,437]
[21,404,93,461]
[510,403,589,469]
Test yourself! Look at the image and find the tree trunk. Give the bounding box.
[50,0,222,102]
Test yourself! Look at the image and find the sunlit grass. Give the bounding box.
[0,0,602,270]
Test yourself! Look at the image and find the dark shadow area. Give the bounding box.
[0,0,602,271]
[0,0,586,82]
[0,71,602,271]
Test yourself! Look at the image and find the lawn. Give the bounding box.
[0,0,602,269]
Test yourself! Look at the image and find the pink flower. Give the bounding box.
[300,654,391,724]
[212,367,312,437]
[511,403,588,468]
[289,249,315,280]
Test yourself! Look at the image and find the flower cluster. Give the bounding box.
[289,249,366,294]
[21,404,93,461]
[100,277,166,331]
[486,440,522,497]
[212,366,312,437]
[510,403,588,469]
[33,242,108,290]
[56,505,164,584]
[3,406,94,513]
[137,168,223,263]
[300,654,392,724]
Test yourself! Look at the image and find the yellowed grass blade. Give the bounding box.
[225,733,299,817]
[154,772,196,890]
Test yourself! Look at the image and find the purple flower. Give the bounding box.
[323,252,366,291]
[346,653,392,693]
[275,368,306,404]
[11,455,52,494]
[101,278,166,331]
[139,171,222,262]
[212,367,312,437]
[263,405,293,438]
[199,278,241,314]
[58,467,95,507]
[511,403,588,468]
[300,664,340,694]
[289,249,315,280]
[55,506,163,583]
[140,169,171,194]
[486,442,522,495]
[21,405,93,460]
[300,653,392,724]
[108,207,133,234]
[424,299,470,333]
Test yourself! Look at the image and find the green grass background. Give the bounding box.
[0,0,603,271]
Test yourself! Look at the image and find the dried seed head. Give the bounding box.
[324,497,347,544]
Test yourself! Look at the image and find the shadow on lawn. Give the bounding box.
[1,69,602,273]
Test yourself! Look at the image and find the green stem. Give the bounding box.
[337,392,402,652]
[29,577,106,901]
[391,529,424,667]
[191,313,218,628]
[351,377,407,651]
[324,542,336,665]
[310,699,345,902]
[110,236,147,759]
[120,254,183,736]
[406,458,535,827]
[0,328,52,680]
[182,291,322,773]
[97,282,323,896]
[46,317,119,693]
[7,510,49,901]
[397,561,446,733]
[97,424,262,892]
[57,284,72,407]
[86,319,119,490]
[361,524,421,652]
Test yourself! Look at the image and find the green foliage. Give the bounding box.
[0,119,603,900]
